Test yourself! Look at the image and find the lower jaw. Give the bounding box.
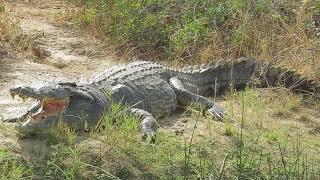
[16,118,59,136]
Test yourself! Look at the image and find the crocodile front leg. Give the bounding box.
[169,77,225,121]
[111,84,158,143]
[129,108,158,143]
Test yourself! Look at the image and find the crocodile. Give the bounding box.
[6,58,319,142]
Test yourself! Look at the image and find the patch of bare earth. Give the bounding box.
[0,0,118,166]
[0,0,118,120]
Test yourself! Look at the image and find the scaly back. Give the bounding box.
[169,58,319,96]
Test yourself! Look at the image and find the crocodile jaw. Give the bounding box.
[10,86,70,129]
[30,98,69,123]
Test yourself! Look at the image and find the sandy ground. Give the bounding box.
[0,0,117,121]
[0,0,122,163]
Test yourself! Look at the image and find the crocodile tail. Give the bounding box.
[208,58,258,93]
[211,58,319,95]
[256,62,320,95]
[173,58,319,96]
[174,58,257,95]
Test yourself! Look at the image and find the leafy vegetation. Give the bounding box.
[69,0,320,75]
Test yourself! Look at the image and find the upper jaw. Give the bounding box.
[9,85,69,100]
[10,86,39,101]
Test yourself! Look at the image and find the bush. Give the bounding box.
[70,0,320,77]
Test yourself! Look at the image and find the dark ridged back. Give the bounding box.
[169,58,259,95]
[90,61,167,89]
[89,61,177,117]
[170,58,319,96]
[89,59,319,97]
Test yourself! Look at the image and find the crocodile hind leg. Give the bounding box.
[129,108,158,143]
[169,77,225,121]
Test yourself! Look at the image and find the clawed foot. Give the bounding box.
[207,105,225,121]
[142,132,156,144]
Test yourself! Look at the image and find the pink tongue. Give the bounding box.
[30,99,68,123]
[31,110,47,123]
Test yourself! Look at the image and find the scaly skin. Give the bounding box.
[6,58,320,142]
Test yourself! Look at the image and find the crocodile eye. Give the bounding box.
[58,82,77,87]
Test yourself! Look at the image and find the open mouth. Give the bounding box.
[10,88,69,123]
[30,98,69,123]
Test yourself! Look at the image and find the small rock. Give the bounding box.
[174,128,184,135]
[182,119,188,123]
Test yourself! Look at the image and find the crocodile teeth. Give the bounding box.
[10,92,15,99]
[15,94,28,102]
[11,94,20,100]
[21,96,26,102]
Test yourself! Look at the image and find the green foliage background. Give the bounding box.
[71,0,320,60]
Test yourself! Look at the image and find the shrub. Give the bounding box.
[70,0,319,63]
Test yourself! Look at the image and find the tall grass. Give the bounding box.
[0,2,36,56]
[68,0,320,78]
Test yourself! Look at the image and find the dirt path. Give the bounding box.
[0,0,118,120]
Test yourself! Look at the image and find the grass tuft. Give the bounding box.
[0,148,31,179]
[47,119,77,146]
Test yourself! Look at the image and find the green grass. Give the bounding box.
[47,119,77,146]
[1,88,320,179]
[221,88,320,179]
[45,144,85,179]
[0,149,31,179]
